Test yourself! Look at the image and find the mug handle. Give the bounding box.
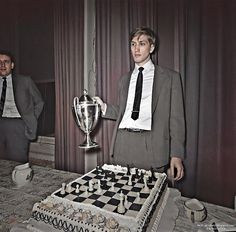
[191,211,195,223]
[12,169,16,182]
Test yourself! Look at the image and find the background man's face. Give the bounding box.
[0,54,14,77]
[131,34,154,66]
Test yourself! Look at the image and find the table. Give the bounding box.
[0,159,236,232]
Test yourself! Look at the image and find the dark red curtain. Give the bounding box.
[95,0,236,208]
[54,0,85,174]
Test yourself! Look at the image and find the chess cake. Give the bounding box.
[29,164,169,232]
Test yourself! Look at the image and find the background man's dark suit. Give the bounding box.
[0,74,44,162]
[103,65,185,170]
[13,74,44,140]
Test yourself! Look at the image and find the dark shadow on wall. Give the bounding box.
[36,82,55,137]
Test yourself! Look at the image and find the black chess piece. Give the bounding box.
[150,167,157,181]
[110,172,116,182]
[126,164,131,175]
[135,168,139,179]
[95,166,100,175]
[139,171,144,183]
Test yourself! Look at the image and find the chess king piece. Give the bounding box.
[73,89,101,148]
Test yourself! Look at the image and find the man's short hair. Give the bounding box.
[129,27,158,49]
[0,50,15,63]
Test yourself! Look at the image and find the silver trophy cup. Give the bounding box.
[73,90,100,148]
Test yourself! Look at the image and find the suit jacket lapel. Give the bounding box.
[120,71,132,114]
[152,65,166,113]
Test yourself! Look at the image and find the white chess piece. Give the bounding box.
[128,175,132,186]
[66,183,72,192]
[97,180,102,194]
[124,195,129,209]
[117,191,126,214]
[60,183,66,194]
[111,182,115,191]
[84,186,89,196]
[89,180,94,192]
[136,192,141,202]
[143,175,150,192]
[75,184,80,194]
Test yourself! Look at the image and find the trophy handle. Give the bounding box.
[73,97,82,128]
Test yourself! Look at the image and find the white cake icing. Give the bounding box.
[30,164,168,232]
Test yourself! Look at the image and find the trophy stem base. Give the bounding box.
[79,134,99,149]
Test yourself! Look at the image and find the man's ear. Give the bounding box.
[150,44,155,53]
[11,62,14,70]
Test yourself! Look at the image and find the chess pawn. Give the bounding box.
[128,175,132,186]
[75,184,80,194]
[60,183,66,195]
[117,192,126,214]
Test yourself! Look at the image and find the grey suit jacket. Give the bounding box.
[103,65,185,166]
[12,74,44,140]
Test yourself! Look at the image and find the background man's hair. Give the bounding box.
[0,50,15,63]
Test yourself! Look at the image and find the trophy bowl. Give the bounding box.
[73,90,101,149]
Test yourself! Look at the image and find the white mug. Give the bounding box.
[12,163,33,187]
[184,198,207,223]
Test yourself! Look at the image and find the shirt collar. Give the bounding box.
[134,59,154,74]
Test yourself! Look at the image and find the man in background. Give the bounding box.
[94,27,185,181]
[0,50,44,163]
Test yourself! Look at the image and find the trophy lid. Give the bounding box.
[79,89,93,103]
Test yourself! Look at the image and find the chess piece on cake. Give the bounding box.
[75,184,80,194]
[128,175,132,186]
[89,180,94,192]
[66,183,72,192]
[97,180,102,193]
[60,183,66,195]
[117,191,126,214]
[143,175,150,193]
[126,164,131,175]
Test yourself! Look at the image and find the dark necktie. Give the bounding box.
[0,77,7,117]
[131,67,144,120]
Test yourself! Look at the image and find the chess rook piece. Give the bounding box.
[73,89,101,149]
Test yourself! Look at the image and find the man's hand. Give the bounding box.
[93,96,106,112]
[170,157,184,181]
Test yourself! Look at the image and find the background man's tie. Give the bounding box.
[131,67,144,120]
[0,77,7,117]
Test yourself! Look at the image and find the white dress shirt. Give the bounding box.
[119,59,155,130]
[0,74,21,118]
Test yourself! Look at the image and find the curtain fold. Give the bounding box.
[54,0,85,173]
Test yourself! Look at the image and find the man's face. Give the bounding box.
[131,34,155,66]
[0,54,14,77]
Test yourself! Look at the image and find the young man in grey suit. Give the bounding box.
[95,27,185,181]
[0,50,44,163]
